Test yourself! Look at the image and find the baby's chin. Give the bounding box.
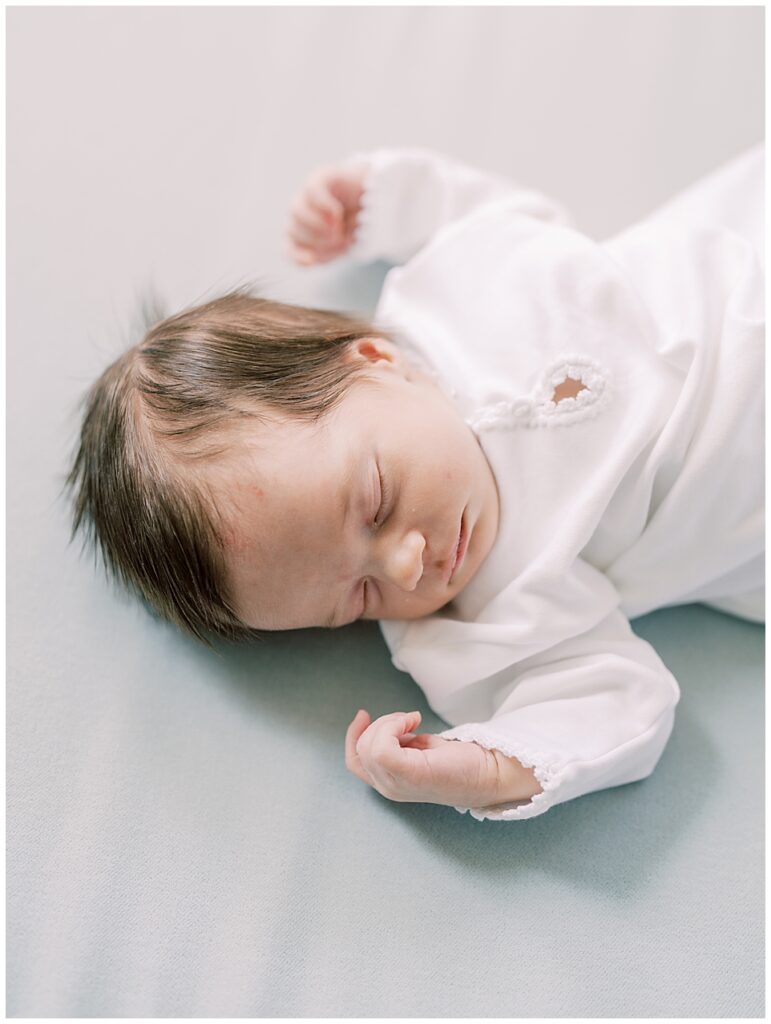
[376,597,453,622]
[375,583,471,622]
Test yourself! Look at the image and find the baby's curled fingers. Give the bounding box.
[287,216,327,250]
[305,174,345,226]
[285,242,317,266]
[355,711,423,795]
[285,238,343,267]
[288,204,343,250]
[398,731,433,749]
[344,709,373,785]
[289,200,328,236]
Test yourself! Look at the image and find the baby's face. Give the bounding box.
[211,337,499,630]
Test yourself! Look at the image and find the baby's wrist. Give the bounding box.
[483,747,543,807]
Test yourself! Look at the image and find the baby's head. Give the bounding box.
[68,290,499,642]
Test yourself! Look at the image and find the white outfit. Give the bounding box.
[345,145,765,821]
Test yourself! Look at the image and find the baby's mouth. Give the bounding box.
[448,511,469,584]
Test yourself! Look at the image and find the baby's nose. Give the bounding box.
[386,530,426,592]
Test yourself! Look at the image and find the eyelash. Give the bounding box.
[360,465,391,618]
[374,465,391,527]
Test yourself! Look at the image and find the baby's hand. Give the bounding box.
[285,159,368,266]
[345,709,542,809]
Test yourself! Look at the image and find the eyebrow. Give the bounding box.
[321,451,366,629]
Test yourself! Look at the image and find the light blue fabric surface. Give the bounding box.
[7,6,764,1017]
[8,600,765,1016]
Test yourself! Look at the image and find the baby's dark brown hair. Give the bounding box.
[67,288,392,644]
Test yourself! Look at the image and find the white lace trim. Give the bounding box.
[438,725,566,821]
[467,355,610,431]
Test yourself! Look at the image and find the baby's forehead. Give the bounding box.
[210,433,354,629]
[201,446,271,538]
[202,415,343,539]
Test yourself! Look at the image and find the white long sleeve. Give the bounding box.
[345,147,572,266]
[436,608,680,821]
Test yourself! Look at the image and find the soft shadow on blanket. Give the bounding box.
[199,603,761,902]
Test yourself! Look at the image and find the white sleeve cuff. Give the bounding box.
[343,147,521,265]
[439,702,677,822]
[438,724,566,821]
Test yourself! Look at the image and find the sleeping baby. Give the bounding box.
[68,145,764,821]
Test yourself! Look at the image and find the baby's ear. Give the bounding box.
[345,336,406,371]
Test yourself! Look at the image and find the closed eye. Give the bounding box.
[374,464,391,527]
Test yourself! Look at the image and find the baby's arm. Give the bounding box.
[287,148,572,268]
[434,608,681,821]
[355,603,680,820]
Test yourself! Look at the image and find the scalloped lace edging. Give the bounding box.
[439,726,566,821]
[466,355,610,432]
